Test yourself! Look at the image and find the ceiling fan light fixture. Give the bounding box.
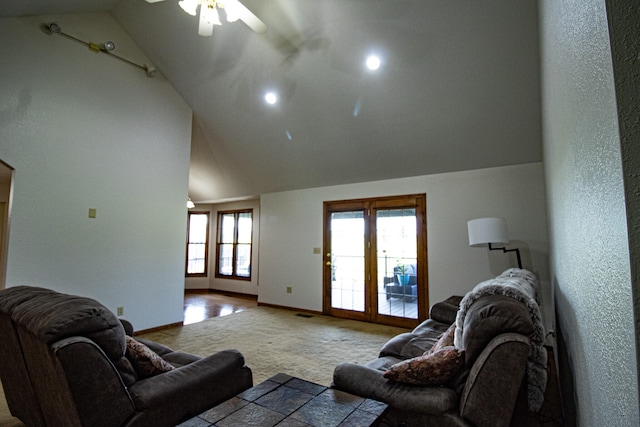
[179,0,199,16]
[147,0,265,36]
[223,1,241,22]
[202,5,222,25]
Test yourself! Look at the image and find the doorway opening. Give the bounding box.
[323,194,428,329]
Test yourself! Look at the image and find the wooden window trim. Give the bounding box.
[215,209,253,281]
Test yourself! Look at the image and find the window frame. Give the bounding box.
[185,211,210,277]
[215,209,253,281]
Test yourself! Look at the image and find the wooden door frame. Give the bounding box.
[322,194,429,328]
[0,160,14,290]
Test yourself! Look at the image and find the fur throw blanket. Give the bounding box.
[454,268,547,412]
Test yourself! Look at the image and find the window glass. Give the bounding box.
[216,210,253,280]
[186,212,209,276]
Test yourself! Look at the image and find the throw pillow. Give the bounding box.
[383,346,464,386]
[125,336,175,378]
[427,323,456,355]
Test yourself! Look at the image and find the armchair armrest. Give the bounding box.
[128,349,252,425]
[332,362,457,414]
[119,319,134,336]
[429,296,463,324]
[460,333,530,427]
[52,337,136,427]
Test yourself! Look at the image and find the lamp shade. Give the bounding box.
[468,217,509,247]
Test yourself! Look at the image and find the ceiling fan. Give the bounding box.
[145,0,267,36]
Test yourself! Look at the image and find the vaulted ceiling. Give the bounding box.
[1,0,541,202]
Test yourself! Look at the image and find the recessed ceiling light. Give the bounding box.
[366,55,381,71]
[265,92,278,105]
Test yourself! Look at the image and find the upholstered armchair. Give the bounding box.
[0,286,252,427]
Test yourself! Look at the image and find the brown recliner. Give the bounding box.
[333,274,543,427]
[0,286,253,427]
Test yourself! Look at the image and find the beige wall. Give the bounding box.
[0,13,192,331]
[257,163,551,326]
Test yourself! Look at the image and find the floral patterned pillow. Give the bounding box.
[125,336,175,378]
[427,323,456,355]
[383,346,464,386]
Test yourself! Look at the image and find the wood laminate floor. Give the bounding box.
[183,290,258,325]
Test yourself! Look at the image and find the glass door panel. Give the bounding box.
[376,208,418,320]
[329,211,365,312]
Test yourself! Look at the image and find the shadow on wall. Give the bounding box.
[554,278,577,426]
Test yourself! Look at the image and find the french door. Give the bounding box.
[322,194,428,328]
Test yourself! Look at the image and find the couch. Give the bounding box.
[333,268,547,427]
[385,263,418,302]
[0,286,253,427]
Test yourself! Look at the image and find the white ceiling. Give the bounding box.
[1,0,542,202]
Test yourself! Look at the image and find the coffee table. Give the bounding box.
[179,373,388,427]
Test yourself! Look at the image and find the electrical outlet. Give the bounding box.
[286,287,292,294]
[117,306,124,316]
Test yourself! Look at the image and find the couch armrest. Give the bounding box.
[460,333,529,427]
[119,319,134,336]
[52,336,136,427]
[429,296,462,324]
[332,362,458,414]
[128,349,253,425]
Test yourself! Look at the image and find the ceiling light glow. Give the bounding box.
[366,55,381,71]
[265,92,278,105]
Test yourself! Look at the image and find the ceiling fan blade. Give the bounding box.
[224,0,267,33]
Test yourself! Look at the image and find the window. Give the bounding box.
[216,210,253,280]
[186,212,210,276]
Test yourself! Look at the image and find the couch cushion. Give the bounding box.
[397,319,450,358]
[0,286,58,315]
[7,287,126,361]
[125,336,175,378]
[460,295,534,364]
[383,346,465,386]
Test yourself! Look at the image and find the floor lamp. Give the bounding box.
[467,217,522,269]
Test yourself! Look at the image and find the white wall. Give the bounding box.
[0,13,192,331]
[258,163,551,327]
[184,199,260,295]
[540,0,639,425]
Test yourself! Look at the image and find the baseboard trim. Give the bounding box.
[134,321,183,336]
[185,288,258,301]
[134,298,317,335]
[257,302,322,317]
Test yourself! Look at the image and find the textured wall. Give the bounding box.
[606,0,640,396]
[540,0,639,425]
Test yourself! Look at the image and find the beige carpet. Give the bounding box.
[0,306,408,426]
